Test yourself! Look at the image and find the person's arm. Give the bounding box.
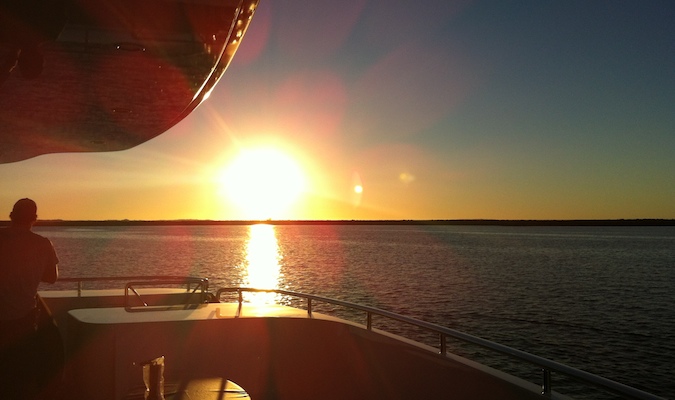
[41,240,59,284]
[42,262,58,283]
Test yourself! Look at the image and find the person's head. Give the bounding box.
[10,198,38,226]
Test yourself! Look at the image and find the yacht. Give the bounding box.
[0,1,666,399]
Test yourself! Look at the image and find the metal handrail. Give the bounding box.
[124,277,209,312]
[215,287,665,400]
[56,276,207,297]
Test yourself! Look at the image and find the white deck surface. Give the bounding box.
[68,302,314,324]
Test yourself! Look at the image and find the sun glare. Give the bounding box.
[220,147,306,220]
[244,224,281,304]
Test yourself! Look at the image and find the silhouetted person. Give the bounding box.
[0,198,59,400]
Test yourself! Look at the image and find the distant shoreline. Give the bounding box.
[1,219,673,227]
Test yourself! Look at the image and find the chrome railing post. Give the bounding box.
[440,334,447,355]
[77,281,82,297]
[542,368,552,395]
[367,312,372,330]
[307,298,313,317]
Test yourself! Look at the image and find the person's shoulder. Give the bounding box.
[30,230,51,242]
[26,231,56,253]
[19,229,49,243]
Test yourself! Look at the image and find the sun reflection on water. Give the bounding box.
[243,224,282,304]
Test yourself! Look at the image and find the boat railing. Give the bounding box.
[55,276,209,307]
[123,277,209,311]
[215,287,664,400]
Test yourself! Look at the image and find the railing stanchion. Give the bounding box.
[307,298,313,317]
[77,281,82,297]
[367,312,372,330]
[440,334,446,355]
[542,368,552,395]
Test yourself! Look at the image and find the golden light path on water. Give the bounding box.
[243,224,282,304]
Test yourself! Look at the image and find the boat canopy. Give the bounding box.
[0,0,259,163]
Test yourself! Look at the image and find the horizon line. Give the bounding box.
[1,218,673,227]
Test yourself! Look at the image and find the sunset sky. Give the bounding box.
[1,0,674,221]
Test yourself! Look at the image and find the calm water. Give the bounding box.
[36,224,675,399]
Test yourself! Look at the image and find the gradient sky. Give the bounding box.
[1,0,674,221]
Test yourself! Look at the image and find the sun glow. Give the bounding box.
[220,147,306,220]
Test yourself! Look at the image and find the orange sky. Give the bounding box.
[1,1,674,221]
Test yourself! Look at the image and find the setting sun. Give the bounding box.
[219,147,306,220]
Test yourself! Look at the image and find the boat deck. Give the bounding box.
[37,288,547,400]
[34,281,664,400]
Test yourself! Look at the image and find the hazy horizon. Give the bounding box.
[4,218,672,227]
